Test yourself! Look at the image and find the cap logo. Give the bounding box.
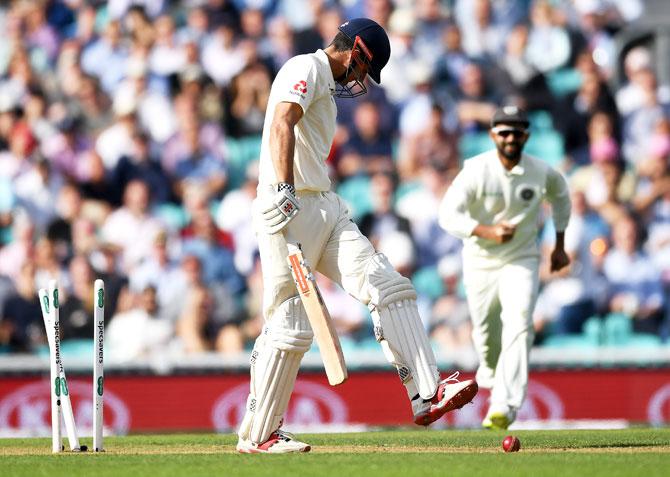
[340,21,349,28]
[503,106,519,115]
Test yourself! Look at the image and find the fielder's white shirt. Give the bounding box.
[439,150,571,267]
[258,49,337,192]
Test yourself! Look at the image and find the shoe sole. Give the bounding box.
[414,381,479,426]
[237,445,311,454]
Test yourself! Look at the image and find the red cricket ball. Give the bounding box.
[502,435,521,452]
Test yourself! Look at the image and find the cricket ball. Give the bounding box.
[502,435,521,452]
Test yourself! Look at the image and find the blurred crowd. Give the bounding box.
[0,0,668,363]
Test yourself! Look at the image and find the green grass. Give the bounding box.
[1,429,669,477]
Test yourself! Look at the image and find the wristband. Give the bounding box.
[277,182,296,196]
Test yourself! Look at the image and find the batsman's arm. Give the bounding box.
[270,102,303,186]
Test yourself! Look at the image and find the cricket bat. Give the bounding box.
[286,240,348,386]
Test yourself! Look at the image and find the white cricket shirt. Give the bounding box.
[439,150,571,267]
[258,49,337,192]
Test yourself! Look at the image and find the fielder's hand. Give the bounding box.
[474,222,516,244]
[261,183,301,234]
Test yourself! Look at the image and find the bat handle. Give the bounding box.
[284,229,301,254]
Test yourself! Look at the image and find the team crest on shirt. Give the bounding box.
[291,80,308,98]
[516,184,538,204]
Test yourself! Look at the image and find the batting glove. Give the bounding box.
[261,183,301,234]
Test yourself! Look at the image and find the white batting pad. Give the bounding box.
[366,254,439,400]
[238,296,313,444]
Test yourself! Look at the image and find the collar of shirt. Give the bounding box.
[493,151,526,176]
[315,49,336,95]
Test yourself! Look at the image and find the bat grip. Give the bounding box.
[284,229,301,254]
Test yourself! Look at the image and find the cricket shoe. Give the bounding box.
[413,371,479,426]
[482,409,516,430]
[237,429,311,454]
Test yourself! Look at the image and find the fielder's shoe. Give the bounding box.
[413,371,479,426]
[236,429,311,454]
[482,409,516,430]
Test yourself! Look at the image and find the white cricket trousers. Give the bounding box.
[462,256,539,412]
[253,189,376,319]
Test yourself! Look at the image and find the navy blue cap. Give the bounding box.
[338,18,391,84]
[490,106,530,129]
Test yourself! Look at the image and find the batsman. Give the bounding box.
[237,18,478,454]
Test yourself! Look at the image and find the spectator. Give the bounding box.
[108,0,165,20]
[397,162,462,269]
[162,93,226,176]
[112,131,172,205]
[177,6,209,48]
[493,23,554,112]
[216,161,259,276]
[95,92,139,171]
[632,120,670,281]
[114,58,177,144]
[0,213,34,282]
[454,63,499,134]
[429,256,472,354]
[535,190,609,338]
[225,61,272,138]
[13,156,62,233]
[58,254,97,340]
[173,254,244,354]
[107,285,173,363]
[202,21,247,88]
[554,69,619,162]
[603,214,665,334]
[265,16,297,74]
[23,1,60,65]
[81,20,129,95]
[172,123,228,200]
[570,124,636,225]
[622,69,670,168]
[378,8,421,105]
[99,179,164,272]
[23,88,57,144]
[526,0,571,74]
[616,47,670,117]
[398,103,459,180]
[413,0,450,67]
[359,171,413,249]
[457,0,506,61]
[181,207,244,295]
[337,100,393,178]
[41,115,96,182]
[46,182,85,263]
[318,275,367,340]
[571,0,616,78]
[69,74,113,137]
[149,15,187,78]
[0,261,43,352]
[0,120,38,180]
[433,23,471,95]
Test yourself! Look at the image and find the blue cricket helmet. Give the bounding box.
[338,18,391,84]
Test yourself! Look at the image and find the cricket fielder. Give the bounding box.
[439,106,571,430]
[236,18,478,454]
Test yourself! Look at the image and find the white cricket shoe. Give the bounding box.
[413,371,479,426]
[237,429,311,454]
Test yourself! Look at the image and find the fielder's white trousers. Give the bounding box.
[462,256,539,412]
[253,189,376,320]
